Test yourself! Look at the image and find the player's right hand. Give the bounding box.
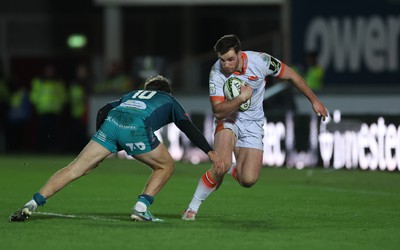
[239,84,253,103]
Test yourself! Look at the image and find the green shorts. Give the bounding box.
[92,110,160,156]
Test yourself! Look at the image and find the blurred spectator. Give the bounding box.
[294,51,325,91]
[7,80,32,152]
[0,63,11,152]
[67,63,91,152]
[94,61,133,94]
[304,51,325,91]
[29,63,67,153]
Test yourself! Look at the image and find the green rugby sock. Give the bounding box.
[33,192,47,206]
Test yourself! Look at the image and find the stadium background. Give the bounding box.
[0,0,400,171]
[1,1,400,250]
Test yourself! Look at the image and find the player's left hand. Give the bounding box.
[207,151,224,174]
[312,100,329,121]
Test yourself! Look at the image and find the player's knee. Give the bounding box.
[162,162,175,177]
[239,176,258,188]
[240,182,256,188]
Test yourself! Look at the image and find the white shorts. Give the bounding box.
[215,118,264,150]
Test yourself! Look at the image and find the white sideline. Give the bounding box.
[35,211,122,222]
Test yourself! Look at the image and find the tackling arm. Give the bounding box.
[175,119,213,155]
[176,119,225,170]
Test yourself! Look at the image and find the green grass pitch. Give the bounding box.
[1,155,399,250]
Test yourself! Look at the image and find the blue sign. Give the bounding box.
[291,0,400,85]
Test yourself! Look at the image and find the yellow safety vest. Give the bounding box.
[70,84,86,119]
[30,78,67,114]
[305,66,325,91]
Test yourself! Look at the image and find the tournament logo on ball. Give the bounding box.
[223,77,251,112]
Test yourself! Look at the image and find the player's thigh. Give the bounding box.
[214,129,236,169]
[133,143,174,172]
[70,140,112,174]
[234,147,263,180]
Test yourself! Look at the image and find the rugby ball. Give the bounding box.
[223,77,251,112]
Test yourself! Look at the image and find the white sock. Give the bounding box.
[25,199,38,211]
[134,201,147,212]
[188,172,217,212]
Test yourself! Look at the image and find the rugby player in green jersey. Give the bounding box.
[9,75,224,222]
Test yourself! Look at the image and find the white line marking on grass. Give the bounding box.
[35,212,122,222]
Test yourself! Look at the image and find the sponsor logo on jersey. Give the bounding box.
[269,57,282,75]
[121,100,147,110]
[209,83,216,95]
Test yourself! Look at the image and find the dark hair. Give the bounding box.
[144,75,172,93]
[213,34,241,55]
